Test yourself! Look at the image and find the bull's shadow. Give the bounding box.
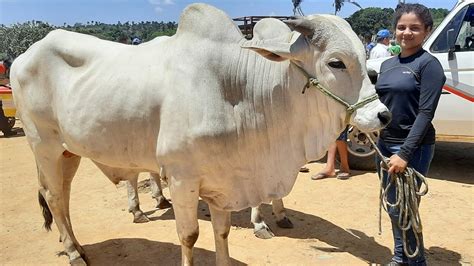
[147,201,461,264]
[428,141,474,184]
[82,238,246,266]
[148,201,392,263]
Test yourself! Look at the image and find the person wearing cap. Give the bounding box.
[131,37,141,45]
[388,40,402,56]
[369,29,392,59]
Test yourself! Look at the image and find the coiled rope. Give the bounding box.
[366,134,429,258]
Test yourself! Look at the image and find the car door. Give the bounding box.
[427,3,474,137]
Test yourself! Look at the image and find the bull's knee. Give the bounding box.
[181,230,199,248]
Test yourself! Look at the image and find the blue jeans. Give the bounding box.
[376,139,435,266]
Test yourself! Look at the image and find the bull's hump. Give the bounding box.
[176,3,242,43]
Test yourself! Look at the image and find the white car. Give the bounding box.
[348,0,474,170]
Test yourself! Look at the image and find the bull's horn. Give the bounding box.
[283,18,315,37]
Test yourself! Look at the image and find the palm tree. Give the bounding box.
[292,0,304,16]
[334,0,362,15]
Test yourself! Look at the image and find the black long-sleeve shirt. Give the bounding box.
[375,49,446,162]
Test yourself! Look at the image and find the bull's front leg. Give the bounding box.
[209,206,231,266]
[169,177,200,266]
[272,199,293,229]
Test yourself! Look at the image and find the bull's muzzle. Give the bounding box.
[377,111,392,127]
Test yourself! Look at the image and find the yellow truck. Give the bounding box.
[0,85,16,133]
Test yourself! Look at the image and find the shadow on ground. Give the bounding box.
[149,201,393,264]
[145,200,463,264]
[83,238,245,266]
[429,141,474,184]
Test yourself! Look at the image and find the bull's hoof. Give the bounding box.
[156,198,172,209]
[133,213,150,223]
[276,217,294,229]
[254,226,275,239]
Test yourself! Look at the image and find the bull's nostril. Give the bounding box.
[378,111,392,126]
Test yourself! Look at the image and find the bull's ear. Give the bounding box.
[283,18,315,38]
[241,39,292,62]
[241,34,307,62]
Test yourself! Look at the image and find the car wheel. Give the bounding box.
[346,126,378,171]
[7,117,15,131]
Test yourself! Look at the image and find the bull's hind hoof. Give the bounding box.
[156,198,172,209]
[276,217,294,228]
[254,227,275,239]
[133,213,150,223]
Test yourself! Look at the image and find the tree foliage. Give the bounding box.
[345,8,394,39]
[0,6,450,60]
[430,8,450,27]
[0,21,54,60]
[0,20,178,60]
[334,0,362,15]
[345,7,449,40]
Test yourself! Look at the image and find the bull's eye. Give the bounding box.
[328,60,346,69]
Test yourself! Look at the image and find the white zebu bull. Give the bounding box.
[10,3,390,265]
[130,37,293,238]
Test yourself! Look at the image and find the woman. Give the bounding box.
[375,3,446,266]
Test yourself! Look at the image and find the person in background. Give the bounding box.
[366,41,376,54]
[311,127,351,180]
[375,3,446,265]
[389,40,402,56]
[131,37,142,45]
[0,59,17,137]
[370,29,392,59]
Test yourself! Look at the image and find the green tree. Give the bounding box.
[430,8,450,28]
[0,21,55,59]
[346,7,449,40]
[346,8,394,39]
[334,0,362,15]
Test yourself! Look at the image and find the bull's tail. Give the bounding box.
[38,191,53,231]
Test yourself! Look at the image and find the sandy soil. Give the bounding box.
[1,124,473,265]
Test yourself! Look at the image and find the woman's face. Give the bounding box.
[395,12,431,56]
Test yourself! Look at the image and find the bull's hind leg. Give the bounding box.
[150,171,172,209]
[169,177,200,266]
[62,154,82,233]
[250,205,275,239]
[36,150,86,265]
[92,162,148,223]
[209,206,231,266]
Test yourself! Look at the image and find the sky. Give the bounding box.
[0,0,458,26]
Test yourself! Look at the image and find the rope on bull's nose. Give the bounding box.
[365,134,429,259]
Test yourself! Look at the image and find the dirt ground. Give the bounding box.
[1,124,473,266]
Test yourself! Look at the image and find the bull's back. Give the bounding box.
[10,30,164,170]
[11,30,111,116]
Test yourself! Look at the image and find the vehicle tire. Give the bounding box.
[346,126,378,171]
[7,117,15,131]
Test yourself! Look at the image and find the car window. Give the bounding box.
[455,5,474,51]
[431,5,470,53]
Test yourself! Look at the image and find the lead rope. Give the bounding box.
[366,134,429,259]
[290,62,379,124]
